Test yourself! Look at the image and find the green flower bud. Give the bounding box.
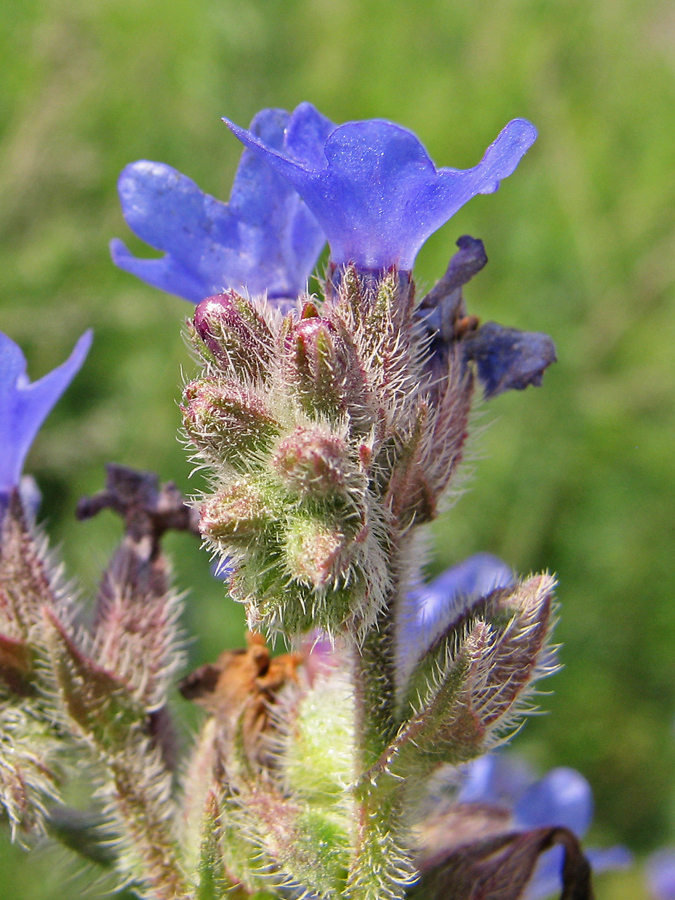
[200,480,279,545]
[182,380,278,468]
[284,515,351,590]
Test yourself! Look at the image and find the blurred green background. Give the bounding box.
[1,0,674,896]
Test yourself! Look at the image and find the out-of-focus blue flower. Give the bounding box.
[458,754,632,900]
[224,105,537,273]
[0,330,92,517]
[647,849,675,900]
[396,552,514,689]
[112,106,332,307]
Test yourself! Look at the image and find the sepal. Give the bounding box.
[43,608,147,750]
[366,576,556,786]
[0,491,65,637]
[196,791,231,900]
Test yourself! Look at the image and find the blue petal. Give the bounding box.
[0,330,92,494]
[515,767,593,837]
[224,109,536,272]
[396,552,514,689]
[585,845,632,873]
[463,321,557,399]
[457,753,534,808]
[646,849,675,900]
[113,107,329,304]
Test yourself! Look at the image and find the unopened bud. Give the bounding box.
[285,516,351,589]
[192,292,275,382]
[182,379,278,467]
[272,427,353,500]
[200,480,277,545]
[284,315,374,434]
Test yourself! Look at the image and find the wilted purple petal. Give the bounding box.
[0,330,92,502]
[515,767,593,837]
[225,107,536,272]
[113,106,331,305]
[647,849,675,900]
[463,321,557,399]
[396,552,514,688]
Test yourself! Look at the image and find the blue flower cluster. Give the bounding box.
[113,101,534,289]
[112,102,554,401]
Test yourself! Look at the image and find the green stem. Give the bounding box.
[352,590,398,773]
[348,556,414,899]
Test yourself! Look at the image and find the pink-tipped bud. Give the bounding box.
[272,427,351,499]
[193,292,275,382]
[182,379,278,466]
[283,315,374,433]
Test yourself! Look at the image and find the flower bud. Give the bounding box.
[200,480,278,545]
[284,313,375,434]
[192,292,275,382]
[182,379,278,467]
[284,515,351,589]
[272,426,355,500]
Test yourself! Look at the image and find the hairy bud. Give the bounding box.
[272,426,360,501]
[283,312,375,434]
[284,515,351,589]
[200,480,278,545]
[192,291,275,382]
[182,379,279,467]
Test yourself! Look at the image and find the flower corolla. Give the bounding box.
[0,330,92,513]
[458,754,632,900]
[647,849,675,900]
[224,104,537,273]
[112,106,331,306]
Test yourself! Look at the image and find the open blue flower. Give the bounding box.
[0,330,92,514]
[458,754,632,900]
[224,105,537,273]
[112,105,332,306]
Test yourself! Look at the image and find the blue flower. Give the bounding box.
[396,552,514,690]
[0,330,92,516]
[224,105,537,273]
[458,754,632,900]
[647,849,675,900]
[112,105,332,306]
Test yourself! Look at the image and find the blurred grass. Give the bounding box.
[1,0,674,895]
